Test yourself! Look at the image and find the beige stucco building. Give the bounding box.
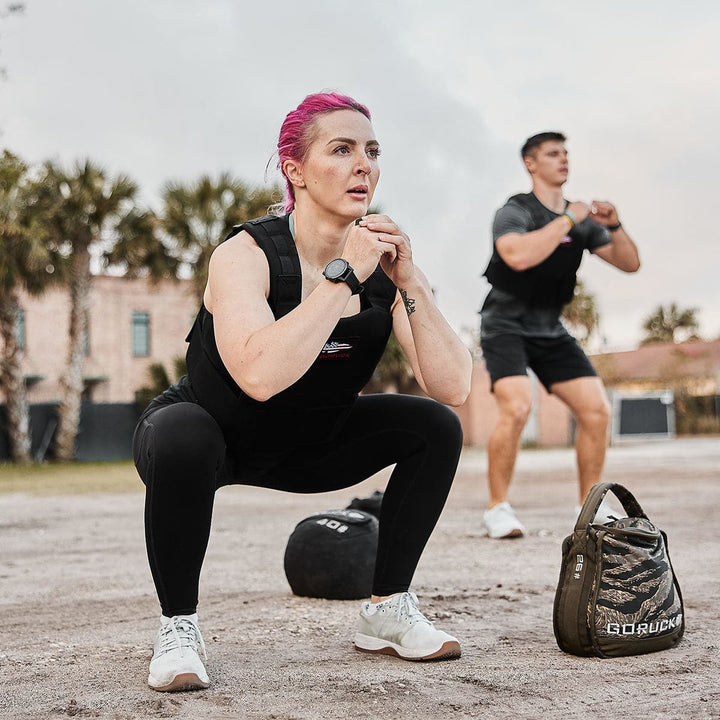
[16,275,198,405]
[591,339,720,397]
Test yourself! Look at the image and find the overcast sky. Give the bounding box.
[1,0,718,350]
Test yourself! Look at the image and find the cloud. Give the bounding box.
[2,0,718,346]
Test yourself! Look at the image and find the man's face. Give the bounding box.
[524,140,568,187]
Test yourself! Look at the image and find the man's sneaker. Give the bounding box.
[575,499,621,525]
[482,501,526,539]
[354,591,461,661]
[148,614,210,692]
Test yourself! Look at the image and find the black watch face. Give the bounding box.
[325,258,348,280]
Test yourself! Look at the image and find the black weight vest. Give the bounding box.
[185,214,396,451]
[483,193,585,308]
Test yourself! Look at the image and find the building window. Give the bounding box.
[16,307,25,351]
[132,311,150,357]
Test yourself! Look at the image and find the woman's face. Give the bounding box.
[291,109,380,219]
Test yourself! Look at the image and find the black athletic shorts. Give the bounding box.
[480,333,597,392]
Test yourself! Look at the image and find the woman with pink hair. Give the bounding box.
[133,91,473,691]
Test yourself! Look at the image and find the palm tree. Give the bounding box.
[27,159,169,461]
[160,173,280,300]
[562,279,600,348]
[641,303,700,345]
[0,150,58,463]
[104,206,180,280]
[135,355,187,409]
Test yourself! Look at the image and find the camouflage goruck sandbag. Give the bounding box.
[553,482,684,657]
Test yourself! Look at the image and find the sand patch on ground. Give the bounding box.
[1,437,718,719]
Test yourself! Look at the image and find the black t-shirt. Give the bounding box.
[481,194,610,338]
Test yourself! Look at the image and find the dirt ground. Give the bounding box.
[1,436,719,720]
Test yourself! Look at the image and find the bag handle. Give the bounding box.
[574,481,648,532]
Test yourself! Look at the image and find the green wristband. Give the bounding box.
[563,210,576,227]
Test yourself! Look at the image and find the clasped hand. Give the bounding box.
[346,214,415,287]
[566,200,620,227]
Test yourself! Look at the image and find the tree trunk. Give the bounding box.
[0,291,32,464]
[55,248,91,462]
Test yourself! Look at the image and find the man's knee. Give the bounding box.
[576,398,611,432]
[499,397,533,432]
[493,377,533,433]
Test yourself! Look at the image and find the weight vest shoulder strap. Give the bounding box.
[225,214,301,319]
[507,192,551,232]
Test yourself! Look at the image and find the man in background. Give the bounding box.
[479,132,640,538]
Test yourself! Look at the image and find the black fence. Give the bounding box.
[0,402,143,462]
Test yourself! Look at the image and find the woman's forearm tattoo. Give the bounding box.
[400,289,416,316]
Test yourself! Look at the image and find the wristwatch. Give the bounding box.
[323,258,363,295]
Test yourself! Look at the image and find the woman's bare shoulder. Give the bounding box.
[205,230,270,311]
[211,229,267,263]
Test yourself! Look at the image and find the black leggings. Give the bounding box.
[133,393,463,617]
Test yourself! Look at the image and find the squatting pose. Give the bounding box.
[133,92,473,691]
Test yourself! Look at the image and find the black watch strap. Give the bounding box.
[341,269,363,295]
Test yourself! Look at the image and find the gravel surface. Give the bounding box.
[1,437,718,719]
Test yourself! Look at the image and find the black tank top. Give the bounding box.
[185,214,397,451]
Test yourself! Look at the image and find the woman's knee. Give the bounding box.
[414,398,464,452]
[134,403,225,482]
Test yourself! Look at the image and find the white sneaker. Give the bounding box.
[483,501,526,539]
[354,591,461,661]
[575,499,622,525]
[148,614,210,692]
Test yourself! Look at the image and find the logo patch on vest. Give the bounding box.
[319,341,353,359]
[560,234,573,245]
